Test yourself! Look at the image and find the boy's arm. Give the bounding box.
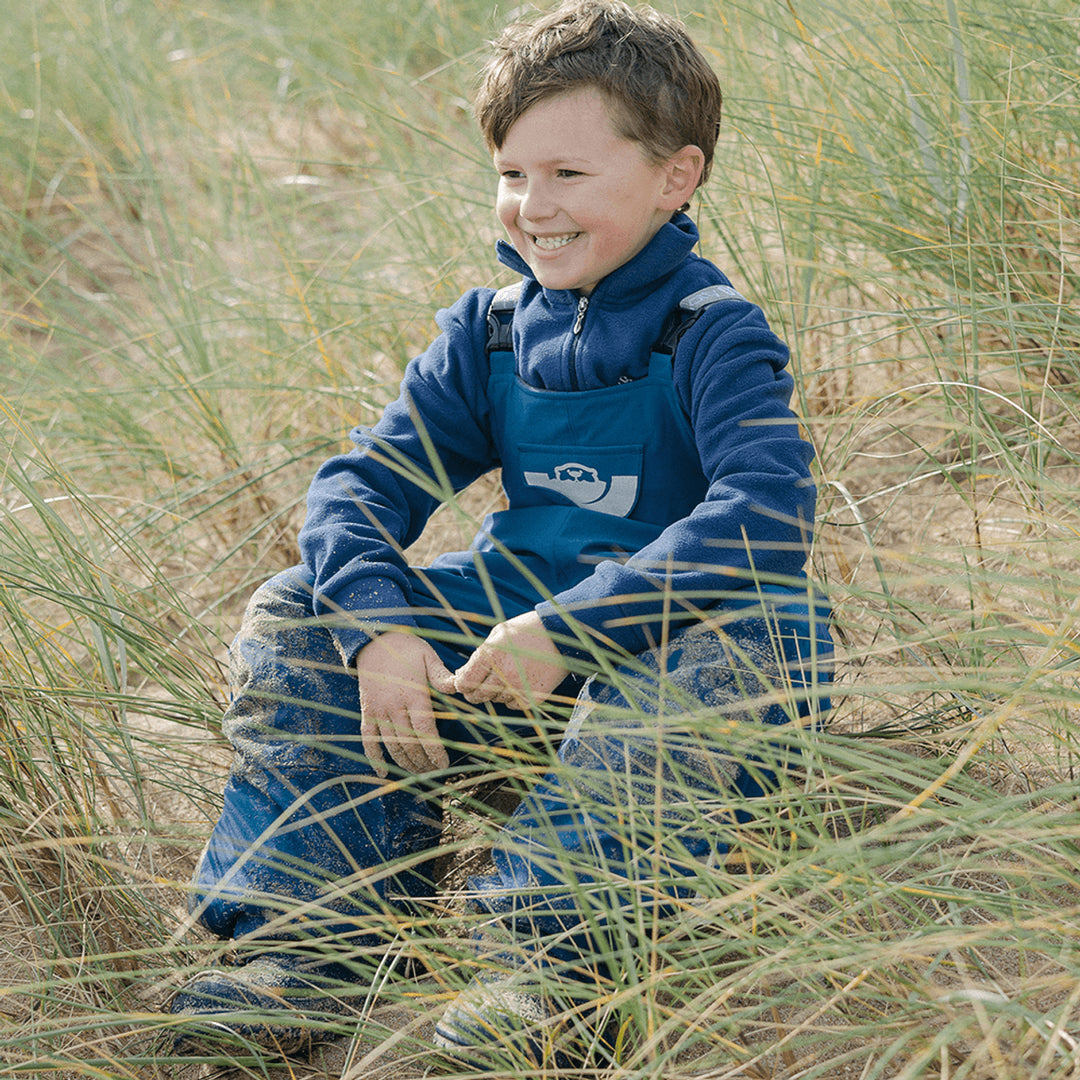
[538,298,817,660]
[298,290,497,666]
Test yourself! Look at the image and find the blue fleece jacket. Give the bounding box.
[298,213,816,663]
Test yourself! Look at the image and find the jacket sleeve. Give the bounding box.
[536,298,817,659]
[298,289,497,664]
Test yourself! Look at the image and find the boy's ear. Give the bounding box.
[660,145,705,210]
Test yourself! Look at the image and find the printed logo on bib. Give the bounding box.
[519,445,642,518]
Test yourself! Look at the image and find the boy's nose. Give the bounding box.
[518,181,557,222]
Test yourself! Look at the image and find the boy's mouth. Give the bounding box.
[532,232,581,251]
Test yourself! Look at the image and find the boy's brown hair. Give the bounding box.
[475,0,723,187]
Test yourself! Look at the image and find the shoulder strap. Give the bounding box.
[485,282,522,355]
[652,283,747,355]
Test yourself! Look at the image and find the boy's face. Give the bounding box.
[494,88,688,295]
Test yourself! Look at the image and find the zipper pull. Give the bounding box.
[573,295,589,335]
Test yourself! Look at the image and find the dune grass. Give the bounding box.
[1,0,1079,1076]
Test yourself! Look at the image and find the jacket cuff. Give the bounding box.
[314,579,420,667]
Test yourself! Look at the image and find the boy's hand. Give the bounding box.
[356,633,456,777]
[452,611,567,710]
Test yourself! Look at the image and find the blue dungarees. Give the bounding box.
[188,298,832,958]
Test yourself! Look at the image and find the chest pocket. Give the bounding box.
[518,443,643,517]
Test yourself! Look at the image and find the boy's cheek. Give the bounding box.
[494,190,516,228]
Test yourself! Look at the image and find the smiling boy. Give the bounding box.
[169,0,831,1067]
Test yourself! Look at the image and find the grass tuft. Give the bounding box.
[2,0,1079,1077]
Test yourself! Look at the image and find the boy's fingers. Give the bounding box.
[378,695,449,775]
[382,704,427,774]
[385,735,425,774]
[461,670,521,707]
[457,667,502,704]
[360,714,389,778]
[449,651,483,697]
[453,646,513,701]
[427,659,457,697]
[486,676,525,709]
[401,676,450,771]
[410,704,450,771]
[360,691,426,776]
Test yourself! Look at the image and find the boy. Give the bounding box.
[168,0,832,1066]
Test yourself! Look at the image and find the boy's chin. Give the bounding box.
[529,266,596,294]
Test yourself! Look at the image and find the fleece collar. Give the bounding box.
[490,213,715,392]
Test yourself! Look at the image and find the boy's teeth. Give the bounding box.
[533,233,578,250]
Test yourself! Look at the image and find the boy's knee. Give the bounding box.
[229,565,344,690]
[244,564,318,623]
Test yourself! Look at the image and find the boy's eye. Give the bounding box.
[556,169,582,178]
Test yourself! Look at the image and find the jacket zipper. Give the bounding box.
[568,295,589,391]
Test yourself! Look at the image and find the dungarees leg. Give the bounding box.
[188,565,444,950]
[435,592,832,1066]
[171,565,545,1050]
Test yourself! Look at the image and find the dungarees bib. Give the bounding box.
[463,341,708,604]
